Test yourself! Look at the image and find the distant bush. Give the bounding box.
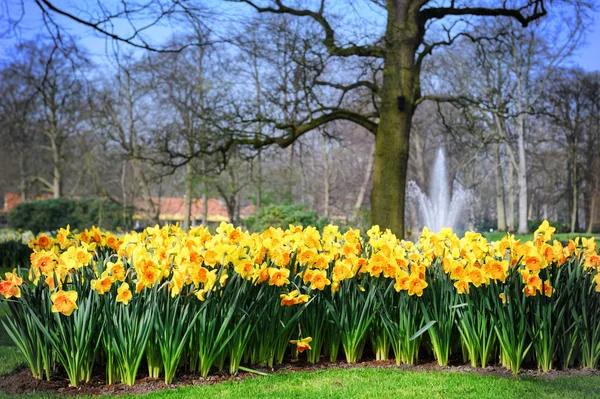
[528,219,569,234]
[8,198,131,233]
[474,218,496,233]
[245,202,329,232]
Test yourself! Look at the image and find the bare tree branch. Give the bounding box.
[421,1,547,27]
[234,0,384,58]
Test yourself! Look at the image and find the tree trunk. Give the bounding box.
[494,143,507,231]
[256,150,262,210]
[320,135,330,219]
[132,160,159,225]
[516,112,528,234]
[286,145,294,201]
[202,185,208,225]
[352,139,375,224]
[508,161,515,232]
[570,142,578,232]
[50,136,62,198]
[571,181,578,233]
[183,162,193,231]
[121,161,129,231]
[371,1,418,237]
[19,153,27,202]
[226,197,236,225]
[588,195,596,234]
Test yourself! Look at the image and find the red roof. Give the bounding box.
[3,192,255,222]
[4,193,21,211]
[4,192,53,211]
[135,197,242,222]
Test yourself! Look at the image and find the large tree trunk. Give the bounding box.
[494,143,507,231]
[371,1,418,237]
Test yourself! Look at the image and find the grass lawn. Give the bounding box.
[1,367,600,399]
[482,232,600,242]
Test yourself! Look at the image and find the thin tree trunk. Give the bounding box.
[183,162,193,231]
[253,55,263,211]
[121,160,128,230]
[588,195,596,234]
[132,160,159,225]
[227,198,236,224]
[202,184,208,225]
[256,151,262,210]
[235,192,241,225]
[19,153,27,202]
[516,112,528,234]
[352,140,375,224]
[51,136,62,198]
[508,161,515,232]
[570,143,578,232]
[286,145,294,201]
[494,143,507,231]
[320,135,330,218]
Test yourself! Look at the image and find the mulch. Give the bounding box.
[1,358,599,397]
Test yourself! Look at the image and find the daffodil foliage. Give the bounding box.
[1,221,599,385]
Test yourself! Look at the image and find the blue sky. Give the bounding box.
[575,10,600,71]
[1,0,599,72]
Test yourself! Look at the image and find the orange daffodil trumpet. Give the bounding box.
[0,270,23,299]
[280,290,310,306]
[51,290,78,316]
[116,282,133,305]
[290,337,312,352]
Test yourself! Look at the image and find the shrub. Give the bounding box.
[245,202,328,232]
[8,198,131,233]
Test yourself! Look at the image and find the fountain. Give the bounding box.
[408,148,471,232]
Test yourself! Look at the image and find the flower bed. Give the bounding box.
[0,221,599,386]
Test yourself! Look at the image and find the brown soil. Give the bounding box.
[1,359,599,397]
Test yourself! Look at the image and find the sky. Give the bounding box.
[1,0,599,72]
[575,11,600,71]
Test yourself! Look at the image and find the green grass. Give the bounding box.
[0,346,25,376]
[2,367,600,399]
[483,232,600,243]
